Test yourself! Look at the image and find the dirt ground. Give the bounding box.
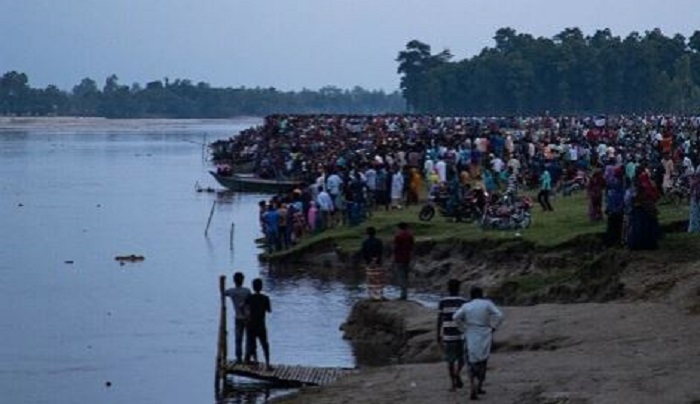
[277,300,700,404]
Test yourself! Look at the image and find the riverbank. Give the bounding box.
[265,193,689,301]
[277,300,700,404]
[268,193,700,403]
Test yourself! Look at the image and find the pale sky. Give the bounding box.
[1,0,698,92]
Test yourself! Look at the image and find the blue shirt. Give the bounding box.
[326,174,343,196]
[264,210,280,234]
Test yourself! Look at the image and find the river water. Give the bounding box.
[0,118,374,404]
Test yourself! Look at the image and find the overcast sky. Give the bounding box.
[1,0,698,92]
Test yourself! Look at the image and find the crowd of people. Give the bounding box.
[212,114,700,252]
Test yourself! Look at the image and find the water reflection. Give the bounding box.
[220,379,275,404]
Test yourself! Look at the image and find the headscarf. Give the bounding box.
[637,170,659,204]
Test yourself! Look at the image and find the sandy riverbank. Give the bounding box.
[277,299,700,404]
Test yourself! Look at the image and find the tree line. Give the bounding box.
[0,72,406,118]
[397,27,700,115]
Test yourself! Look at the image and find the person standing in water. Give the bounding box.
[244,278,273,371]
[361,226,385,299]
[393,222,415,300]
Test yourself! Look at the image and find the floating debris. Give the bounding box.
[114,255,145,262]
[195,181,216,193]
[64,260,74,264]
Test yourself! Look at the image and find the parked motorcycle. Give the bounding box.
[418,189,484,223]
[480,195,533,230]
[661,174,690,206]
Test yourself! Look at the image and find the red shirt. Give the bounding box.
[393,229,415,264]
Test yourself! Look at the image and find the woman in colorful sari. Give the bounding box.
[587,168,606,222]
[688,167,700,233]
[407,167,422,206]
[626,167,660,250]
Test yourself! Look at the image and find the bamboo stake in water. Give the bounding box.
[215,275,227,399]
[202,134,207,163]
[229,222,235,250]
[205,200,216,236]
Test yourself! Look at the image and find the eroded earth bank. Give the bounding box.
[273,227,700,404]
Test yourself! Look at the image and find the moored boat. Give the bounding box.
[209,171,300,193]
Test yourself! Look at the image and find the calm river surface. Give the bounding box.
[0,118,375,404]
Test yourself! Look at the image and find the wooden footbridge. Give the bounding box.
[223,361,356,388]
[215,276,357,399]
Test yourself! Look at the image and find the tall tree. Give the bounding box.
[0,71,30,114]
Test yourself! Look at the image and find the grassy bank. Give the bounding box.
[266,192,690,261]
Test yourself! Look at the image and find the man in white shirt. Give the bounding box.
[326,171,343,206]
[507,155,521,175]
[364,166,377,192]
[569,144,578,162]
[316,187,334,229]
[424,158,435,180]
[490,155,504,174]
[453,287,503,401]
[435,158,447,183]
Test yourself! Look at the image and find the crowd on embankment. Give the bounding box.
[210,114,700,253]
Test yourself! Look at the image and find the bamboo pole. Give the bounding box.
[214,275,228,400]
[204,200,216,236]
[202,134,207,163]
[219,275,228,366]
[229,222,235,251]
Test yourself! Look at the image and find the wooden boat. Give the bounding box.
[209,171,300,193]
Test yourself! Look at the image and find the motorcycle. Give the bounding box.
[418,188,484,223]
[480,195,532,230]
[661,174,690,206]
[561,174,589,196]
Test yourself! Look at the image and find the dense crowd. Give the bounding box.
[210,114,700,252]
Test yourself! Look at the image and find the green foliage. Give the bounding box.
[0,72,406,118]
[398,28,700,115]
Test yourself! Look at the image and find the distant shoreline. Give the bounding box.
[0,116,261,134]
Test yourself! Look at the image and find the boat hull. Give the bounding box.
[209,171,299,193]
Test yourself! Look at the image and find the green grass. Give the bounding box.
[267,191,690,259]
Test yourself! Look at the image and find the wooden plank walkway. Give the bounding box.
[224,361,357,387]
